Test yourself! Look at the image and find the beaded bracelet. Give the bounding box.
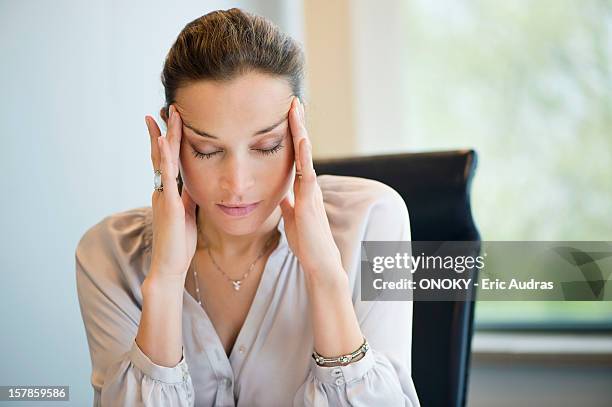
[312,337,370,367]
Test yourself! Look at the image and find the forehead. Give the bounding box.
[175,72,293,137]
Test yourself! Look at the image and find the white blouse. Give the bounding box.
[75,174,421,406]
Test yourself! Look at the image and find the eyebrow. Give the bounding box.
[183,116,287,139]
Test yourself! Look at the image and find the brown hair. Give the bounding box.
[161,8,305,117]
[159,8,305,195]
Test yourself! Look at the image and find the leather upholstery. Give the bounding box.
[314,149,481,407]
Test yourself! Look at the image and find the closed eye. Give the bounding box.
[191,142,285,160]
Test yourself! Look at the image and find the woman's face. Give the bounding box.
[170,71,296,235]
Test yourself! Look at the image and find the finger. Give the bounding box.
[299,135,316,184]
[157,136,180,200]
[297,97,310,147]
[167,105,183,170]
[288,96,303,173]
[299,98,305,122]
[290,97,315,187]
[165,105,179,177]
[146,116,162,170]
[165,105,174,146]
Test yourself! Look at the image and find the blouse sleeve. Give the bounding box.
[294,181,421,407]
[75,208,195,406]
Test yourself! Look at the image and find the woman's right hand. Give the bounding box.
[145,105,198,281]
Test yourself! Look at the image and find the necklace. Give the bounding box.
[192,230,279,301]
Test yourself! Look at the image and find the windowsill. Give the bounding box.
[471,332,612,365]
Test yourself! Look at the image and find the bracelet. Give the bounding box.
[312,337,370,367]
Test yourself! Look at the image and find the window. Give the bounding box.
[402,0,612,329]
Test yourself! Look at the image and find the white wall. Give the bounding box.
[0,1,301,405]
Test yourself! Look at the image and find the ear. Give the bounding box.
[159,106,169,126]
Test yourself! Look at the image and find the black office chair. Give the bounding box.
[314,149,481,407]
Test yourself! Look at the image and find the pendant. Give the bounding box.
[232,281,241,291]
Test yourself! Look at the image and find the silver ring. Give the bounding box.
[296,170,303,179]
[154,169,163,192]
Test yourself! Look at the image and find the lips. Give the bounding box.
[216,201,261,217]
[219,203,258,208]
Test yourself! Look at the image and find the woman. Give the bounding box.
[76,8,420,407]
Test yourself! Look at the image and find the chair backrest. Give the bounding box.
[313,149,480,407]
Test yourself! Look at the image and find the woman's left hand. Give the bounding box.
[279,96,346,284]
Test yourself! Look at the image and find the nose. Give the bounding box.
[219,155,255,197]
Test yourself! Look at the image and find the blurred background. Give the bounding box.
[1,0,610,405]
